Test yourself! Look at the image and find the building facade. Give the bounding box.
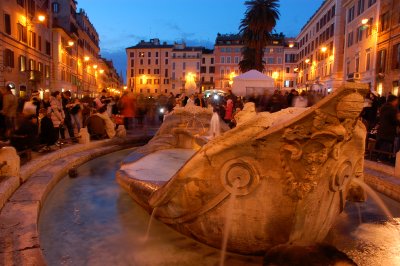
[126,39,173,95]
[376,0,400,96]
[0,0,52,97]
[296,0,345,94]
[342,0,380,91]
[200,48,215,91]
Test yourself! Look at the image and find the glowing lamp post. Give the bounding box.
[272,71,279,88]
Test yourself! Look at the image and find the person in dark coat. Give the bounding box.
[38,108,57,149]
[376,95,399,158]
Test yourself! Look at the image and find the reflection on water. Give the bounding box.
[39,149,400,266]
[39,149,261,266]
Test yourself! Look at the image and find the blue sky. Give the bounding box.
[78,0,324,81]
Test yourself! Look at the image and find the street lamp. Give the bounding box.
[320,46,328,53]
[37,15,46,22]
[361,18,369,25]
[305,58,310,64]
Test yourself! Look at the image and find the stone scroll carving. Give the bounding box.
[280,92,365,200]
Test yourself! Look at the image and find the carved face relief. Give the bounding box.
[301,142,329,181]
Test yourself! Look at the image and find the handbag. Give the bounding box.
[114,114,124,125]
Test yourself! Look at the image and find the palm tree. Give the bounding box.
[239,0,280,72]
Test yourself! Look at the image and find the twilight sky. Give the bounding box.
[78,0,324,81]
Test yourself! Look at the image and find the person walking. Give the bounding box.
[49,91,65,145]
[0,85,18,139]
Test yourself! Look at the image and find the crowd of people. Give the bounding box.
[1,85,400,163]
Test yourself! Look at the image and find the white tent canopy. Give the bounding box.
[231,70,275,96]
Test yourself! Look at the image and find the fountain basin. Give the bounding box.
[117,83,371,254]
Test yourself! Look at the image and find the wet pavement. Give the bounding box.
[39,148,400,266]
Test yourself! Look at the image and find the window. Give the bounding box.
[347,31,354,47]
[284,80,294,87]
[155,59,158,64]
[148,52,151,57]
[226,57,231,64]
[368,0,376,8]
[267,57,274,64]
[200,66,207,73]
[357,0,364,15]
[211,58,214,64]
[139,52,145,57]
[4,14,11,35]
[19,55,26,71]
[154,79,160,84]
[209,66,215,73]
[196,62,200,70]
[163,79,169,84]
[347,6,355,23]
[45,41,51,55]
[278,57,282,64]
[381,12,390,32]
[131,59,134,67]
[154,69,160,74]
[45,65,50,78]
[165,52,169,57]
[38,36,42,51]
[147,69,150,74]
[139,79,143,84]
[392,43,400,69]
[130,69,134,77]
[366,49,371,71]
[356,26,363,42]
[210,77,214,83]
[377,49,387,73]
[4,49,14,68]
[155,52,159,57]
[148,59,151,64]
[29,59,35,70]
[165,59,168,65]
[286,67,290,73]
[202,58,205,64]
[130,52,134,57]
[221,56,225,64]
[183,62,186,69]
[234,56,239,64]
[172,62,175,70]
[17,23,27,43]
[138,69,144,74]
[29,31,37,48]
[140,59,143,65]
[52,2,60,13]
[355,57,360,72]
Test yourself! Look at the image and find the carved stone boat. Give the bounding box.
[116,83,368,254]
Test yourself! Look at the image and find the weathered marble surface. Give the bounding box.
[118,83,370,254]
[120,149,196,182]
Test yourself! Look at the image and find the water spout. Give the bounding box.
[144,207,158,242]
[209,112,221,139]
[351,178,394,222]
[219,180,240,266]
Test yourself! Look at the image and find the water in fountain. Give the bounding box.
[351,178,394,221]
[219,180,240,266]
[209,112,221,139]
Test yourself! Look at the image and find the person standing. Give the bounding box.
[61,91,75,140]
[376,95,399,160]
[0,85,18,139]
[120,91,136,130]
[49,91,65,144]
[194,93,206,107]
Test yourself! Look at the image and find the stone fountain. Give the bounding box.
[116,83,369,254]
